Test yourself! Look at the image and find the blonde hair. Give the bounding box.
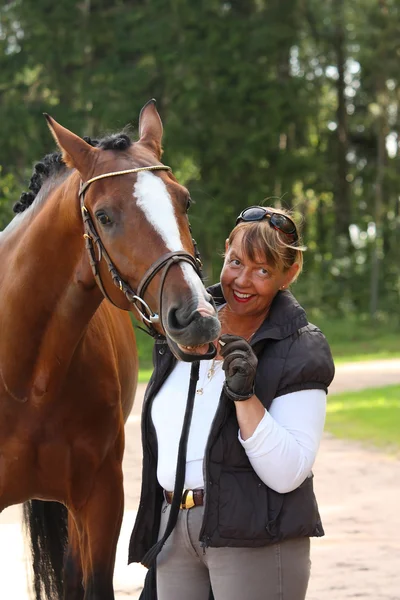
[228,207,306,283]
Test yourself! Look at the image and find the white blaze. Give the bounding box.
[134,171,210,310]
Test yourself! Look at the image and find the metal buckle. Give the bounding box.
[128,295,160,324]
[181,490,195,510]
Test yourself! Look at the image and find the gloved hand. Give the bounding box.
[219,334,258,401]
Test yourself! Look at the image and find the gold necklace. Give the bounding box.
[196,358,223,395]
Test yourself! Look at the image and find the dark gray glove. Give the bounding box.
[219,334,258,401]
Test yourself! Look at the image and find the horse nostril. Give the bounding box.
[167,304,194,330]
[166,304,220,343]
[167,307,181,331]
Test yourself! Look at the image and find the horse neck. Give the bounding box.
[0,173,104,403]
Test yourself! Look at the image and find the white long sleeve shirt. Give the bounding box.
[151,358,326,493]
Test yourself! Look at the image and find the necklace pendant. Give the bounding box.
[207,359,216,379]
[196,388,203,395]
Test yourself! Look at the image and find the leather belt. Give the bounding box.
[164,489,204,510]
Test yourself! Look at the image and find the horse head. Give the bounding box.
[45,100,220,360]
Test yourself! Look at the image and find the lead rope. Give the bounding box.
[141,360,200,571]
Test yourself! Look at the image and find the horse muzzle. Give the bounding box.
[163,301,221,362]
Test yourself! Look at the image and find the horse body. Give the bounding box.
[0,167,137,600]
[0,101,220,599]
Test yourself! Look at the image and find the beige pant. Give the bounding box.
[156,501,311,600]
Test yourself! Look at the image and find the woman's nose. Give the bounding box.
[235,268,252,287]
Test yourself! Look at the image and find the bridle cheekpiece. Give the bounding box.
[78,165,203,336]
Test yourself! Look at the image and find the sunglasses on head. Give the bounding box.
[236,206,298,242]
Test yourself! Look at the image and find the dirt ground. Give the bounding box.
[1,359,400,599]
[307,434,400,599]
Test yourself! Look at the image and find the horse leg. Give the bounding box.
[72,455,124,600]
[63,515,85,600]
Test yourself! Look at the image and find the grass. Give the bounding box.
[326,384,400,453]
[138,369,153,384]
[309,316,400,364]
[329,336,400,364]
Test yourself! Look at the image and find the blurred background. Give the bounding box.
[1,0,399,366]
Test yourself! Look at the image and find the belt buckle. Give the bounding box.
[181,490,195,510]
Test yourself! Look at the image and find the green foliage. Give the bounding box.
[326,385,400,453]
[0,166,17,228]
[309,314,400,363]
[131,316,156,371]
[1,0,400,318]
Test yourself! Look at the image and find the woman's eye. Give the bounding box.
[230,259,241,266]
[258,268,269,277]
[96,212,112,226]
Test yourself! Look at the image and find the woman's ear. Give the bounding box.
[225,238,229,253]
[284,262,300,287]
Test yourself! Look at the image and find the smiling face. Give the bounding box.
[221,228,299,322]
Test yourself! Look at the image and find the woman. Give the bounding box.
[129,205,335,600]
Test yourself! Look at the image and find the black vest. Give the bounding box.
[129,288,335,563]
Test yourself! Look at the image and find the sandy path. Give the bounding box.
[1,359,399,599]
[306,360,400,600]
[308,436,399,599]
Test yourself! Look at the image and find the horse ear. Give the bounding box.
[44,114,97,174]
[138,99,163,159]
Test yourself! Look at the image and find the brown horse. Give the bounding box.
[0,100,220,599]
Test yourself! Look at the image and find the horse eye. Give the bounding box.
[96,211,112,226]
[186,196,192,212]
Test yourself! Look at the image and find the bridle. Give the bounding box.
[78,165,203,335]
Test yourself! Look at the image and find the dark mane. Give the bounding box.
[13,133,132,214]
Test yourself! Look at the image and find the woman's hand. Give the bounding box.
[219,334,258,401]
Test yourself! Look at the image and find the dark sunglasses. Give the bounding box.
[236,206,298,242]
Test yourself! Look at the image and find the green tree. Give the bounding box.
[1,0,399,321]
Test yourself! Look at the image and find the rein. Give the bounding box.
[79,165,203,335]
[141,360,200,572]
